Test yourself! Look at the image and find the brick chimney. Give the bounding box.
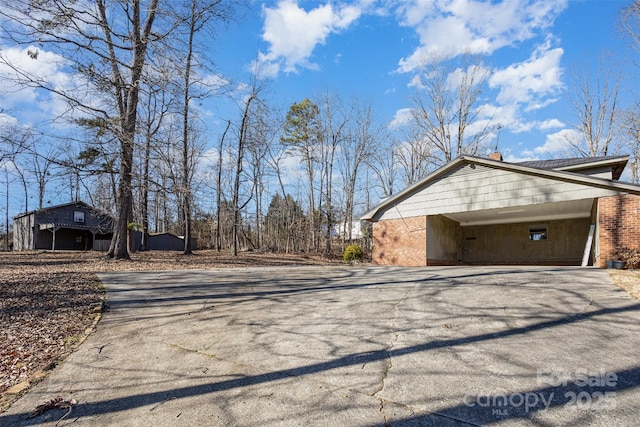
[488,152,503,161]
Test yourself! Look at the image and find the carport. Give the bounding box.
[430,198,596,265]
[362,155,640,267]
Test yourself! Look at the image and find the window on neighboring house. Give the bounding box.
[529,226,547,241]
[74,211,85,223]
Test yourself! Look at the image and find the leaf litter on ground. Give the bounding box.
[0,249,340,412]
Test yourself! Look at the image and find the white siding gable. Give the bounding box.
[377,163,620,221]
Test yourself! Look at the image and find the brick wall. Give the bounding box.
[597,195,640,266]
[372,216,427,266]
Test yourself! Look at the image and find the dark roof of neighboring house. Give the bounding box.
[513,155,629,180]
[13,201,111,220]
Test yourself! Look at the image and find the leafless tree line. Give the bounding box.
[1,1,640,257]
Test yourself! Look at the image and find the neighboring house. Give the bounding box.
[13,201,113,251]
[330,221,364,240]
[361,154,640,267]
[133,232,197,251]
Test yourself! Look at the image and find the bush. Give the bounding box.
[611,247,640,269]
[343,244,365,263]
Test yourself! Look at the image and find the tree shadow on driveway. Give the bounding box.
[2,266,639,426]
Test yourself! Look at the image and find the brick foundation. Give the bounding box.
[597,195,640,267]
[372,216,427,266]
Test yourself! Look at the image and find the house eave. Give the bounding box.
[551,155,629,180]
[361,155,640,222]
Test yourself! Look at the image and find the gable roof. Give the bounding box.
[514,155,628,180]
[361,155,640,222]
[13,201,108,220]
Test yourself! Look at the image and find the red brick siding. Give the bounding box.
[597,195,640,267]
[372,216,427,266]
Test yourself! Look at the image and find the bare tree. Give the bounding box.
[620,102,640,183]
[245,100,278,251]
[621,1,640,55]
[394,127,436,187]
[0,121,28,165]
[215,121,232,251]
[179,0,200,255]
[566,58,621,156]
[410,56,494,165]
[281,98,322,252]
[266,141,299,253]
[137,70,174,251]
[176,0,236,254]
[368,139,398,199]
[317,91,349,255]
[620,1,640,181]
[232,89,258,256]
[0,0,166,258]
[0,0,240,258]
[339,99,381,243]
[32,146,62,210]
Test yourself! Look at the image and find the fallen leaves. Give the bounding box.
[0,259,104,403]
[28,396,77,419]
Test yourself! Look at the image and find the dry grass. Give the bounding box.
[608,269,640,301]
[0,250,340,411]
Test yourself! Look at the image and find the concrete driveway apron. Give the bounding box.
[1,266,639,426]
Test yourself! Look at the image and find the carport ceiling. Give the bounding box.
[443,198,594,226]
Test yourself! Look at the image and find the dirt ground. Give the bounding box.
[1,251,638,414]
[0,250,340,411]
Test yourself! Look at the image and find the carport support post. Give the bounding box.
[51,227,57,252]
[581,224,595,266]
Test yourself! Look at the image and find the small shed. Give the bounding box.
[134,232,197,251]
[13,201,113,251]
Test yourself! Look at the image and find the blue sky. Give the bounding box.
[211,0,635,161]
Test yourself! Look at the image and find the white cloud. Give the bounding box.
[538,118,565,130]
[503,152,537,163]
[523,128,580,156]
[0,113,19,128]
[395,0,568,73]
[200,72,231,90]
[489,41,564,110]
[0,45,69,108]
[447,64,489,87]
[388,107,413,129]
[0,45,98,127]
[257,0,364,75]
[248,52,281,79]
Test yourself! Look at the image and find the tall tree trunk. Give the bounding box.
[105,0,159,259]
[141,118,152,251]
[181,0,198,255]
[216,121,231,251]
[304,151,315,253]
[233,94,256,256]
[112,115,135,259]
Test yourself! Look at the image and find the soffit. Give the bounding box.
[444,199,594,226]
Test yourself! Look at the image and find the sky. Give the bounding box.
[0,0,638,220]
[210,0,635,161]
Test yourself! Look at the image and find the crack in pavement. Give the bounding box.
[170,340,428,424]
[372,281,420,425]
[170,341,359,396]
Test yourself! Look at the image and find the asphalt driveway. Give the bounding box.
[2,266,640,426]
